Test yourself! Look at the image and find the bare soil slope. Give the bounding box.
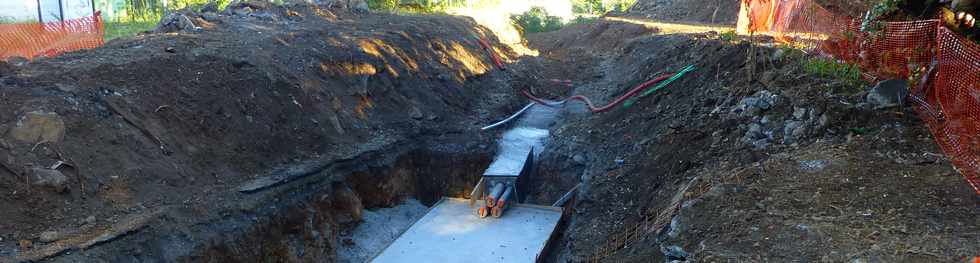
[626,0,741,24]
[0,2,518,261]
[522,20,978,262]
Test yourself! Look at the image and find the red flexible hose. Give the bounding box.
[478,37,506,70]
[522,74,673,113]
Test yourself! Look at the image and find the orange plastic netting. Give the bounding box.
[740,0,980,194]
[0,12,104,60]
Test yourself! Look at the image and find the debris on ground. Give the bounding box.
[30,168,68,193]
[866,79,910,109]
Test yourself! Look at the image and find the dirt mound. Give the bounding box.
[627,0,741,24]
[0,3,517,261]
[513,21,978,262]
[527,20,659,54]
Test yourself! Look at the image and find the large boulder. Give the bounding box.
[31,168,69,193]
[331,183,364,222]
[321,0,370,11]
[731,90,779,117]
[155,12,201,33]
[38,230,65,243]
[866,79,909,109]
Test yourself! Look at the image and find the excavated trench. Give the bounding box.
[183,103,574,262]
[39,13,978,263]
[179,147,496,262]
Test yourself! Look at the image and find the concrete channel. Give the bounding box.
[370,103,565,262]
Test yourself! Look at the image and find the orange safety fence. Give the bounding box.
[740,0,980,194]
[0,12,105,60]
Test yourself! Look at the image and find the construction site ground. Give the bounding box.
[0,1,976,262]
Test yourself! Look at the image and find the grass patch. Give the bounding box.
[776,45,867,94]
[802,57,866,93]
[104,19,159,41]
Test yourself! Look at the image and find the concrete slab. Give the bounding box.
[370,198,563,263]
[484,103,560,177]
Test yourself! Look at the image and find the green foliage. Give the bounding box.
[774,45,865,93]
[861,0,900,32]
[572,0,604,15]
[366,0,399,12]
[867,0,901,18]
[719,30,737,42]
[509,8,601,36]
[117,0,231,21]
[171,0,233,12]
[104,20,159,41]
[802,57,866,93]
[366,0,470,14]
[606,0,636,13]
[571,0,636,15]
[848,127,869,135]
[511,7,565,34]
[778,44,806,60]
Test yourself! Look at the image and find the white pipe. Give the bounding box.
[552,183,581,207]
[480,103,536,131]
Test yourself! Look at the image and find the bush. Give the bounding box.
[511,7,565,34]
[607,0,636,13]
[572,0,605,15]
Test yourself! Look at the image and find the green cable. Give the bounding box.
[623,64,696,109]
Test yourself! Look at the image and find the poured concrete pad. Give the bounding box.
[370,198,563,263]
[339,199,428,263]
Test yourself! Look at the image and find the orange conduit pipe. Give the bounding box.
[477,36,506,70]
[522,74,673,113]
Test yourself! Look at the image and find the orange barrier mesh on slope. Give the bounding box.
[0,13,105,60]
[922,27,980,195]
[859,20,939,78]
[740,0,980,194]
[738,0,852,44]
